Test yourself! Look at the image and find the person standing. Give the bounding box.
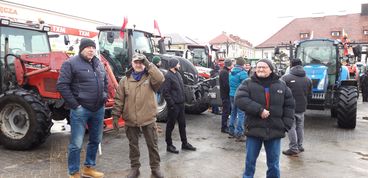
[219,59,233,133]
[112,53,165,178]
[235,59,295,178]
[57,38,107,178]
[229,57,248,141]
[360,70,368,102]
[162,58,197,154]
[281,58,312,156]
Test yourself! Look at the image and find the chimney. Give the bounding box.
[362,4,368,16]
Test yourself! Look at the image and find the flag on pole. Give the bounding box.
[154,19,162,37]
[120,17,128,39]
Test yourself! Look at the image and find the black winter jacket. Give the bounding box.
[162,70,185,107]
[57,55,108,111]
[219,67,231,99]
[235,74,295,140]
[281,66,312,113]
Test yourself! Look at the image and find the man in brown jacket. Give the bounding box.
[112,53,164,178]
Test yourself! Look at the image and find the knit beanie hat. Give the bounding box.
[224,59,233,67]
[79,38,96,52]
[291,58,302,67]
[256,59,274,71]
[236,57,246,66]
[168,58,179,69]
[152,56,161,65]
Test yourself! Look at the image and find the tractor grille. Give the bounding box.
[44,78,57,92]
[311,93,325,100]
[312,79,320,88]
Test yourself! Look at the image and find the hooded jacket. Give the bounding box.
[281,65,312,113]
[229,65,248,97]
[235,73,295,140]
[111,63,164,127]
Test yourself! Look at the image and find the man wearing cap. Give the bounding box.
[219,58,233,133]
[235,59,295,178]
[57,38,107,178]
[112,53,165,178]
[162,58,197,154]
[281,58,312,156]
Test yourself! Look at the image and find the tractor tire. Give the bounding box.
[156,93,168,122]
[0,89,52,150]
[336,86,358,129]
[185,102,209,114]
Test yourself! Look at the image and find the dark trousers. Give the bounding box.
[165,103,187,146]
[125,122,160,170]
[221,97,231,131]
[362,89,368,102]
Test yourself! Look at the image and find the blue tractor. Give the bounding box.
[293,38,358,129]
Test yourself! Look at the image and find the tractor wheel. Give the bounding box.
[156,93,168,122]
[185,102,209,114]
[0,89,52,150]
[336,86,358,129]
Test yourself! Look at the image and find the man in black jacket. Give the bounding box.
[57,38,107,178]
[219,59,233,133]
[162,58,196,154]
[281,58,312,156]
[235,59,295,178]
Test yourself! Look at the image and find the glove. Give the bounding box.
[113,116,119,133]
[143,56,150,68]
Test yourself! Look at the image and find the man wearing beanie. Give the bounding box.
[162,58,197,154]
[152,56,162,68]
[57,38,107,178]
[112,53,165,178]
[219,59,233,133]
[229,57,248,142]
[235,59,295,178]
[281,58,312,156]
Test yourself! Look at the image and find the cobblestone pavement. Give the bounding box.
[1,99,368,178]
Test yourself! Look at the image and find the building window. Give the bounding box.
[364,30,368,35]
[300,33,309,39]
[331,31,341,37]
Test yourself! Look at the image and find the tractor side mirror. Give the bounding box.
[107,31,115,44]
[64,35,70,45]
[274,46,280,55]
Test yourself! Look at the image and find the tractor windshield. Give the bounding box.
[296,40,337,66]
[188,46,209,67]
[0,26,50,57]
[132,31,153,54]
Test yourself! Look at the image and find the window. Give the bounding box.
[331,31,341,37]
[300,33,309,39]
[364,30,368,35]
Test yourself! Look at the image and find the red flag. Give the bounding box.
[120,17,128,38]
[154,19,162,37]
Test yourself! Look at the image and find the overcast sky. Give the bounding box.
[9,0,368,46]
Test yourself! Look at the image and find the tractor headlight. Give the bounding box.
[317,77,325,90]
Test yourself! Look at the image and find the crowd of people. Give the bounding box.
[58,39,314,178]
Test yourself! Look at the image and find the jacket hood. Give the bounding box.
[290,65,306,77]
[231,65,244,75]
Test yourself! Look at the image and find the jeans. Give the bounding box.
[229,96,245,137]
[221,97,231,131]
[287,112,305,151]
[243,136,281,178]
[68,106,104,175]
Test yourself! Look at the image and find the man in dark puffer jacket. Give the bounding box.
[235,59,295,178]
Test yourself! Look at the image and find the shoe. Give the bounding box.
[182,143,196,151]
[298,147,305,152]
[167,145,179,154]
[235,135,247,142]
[69,172,80,178]
[228,133,236,138]
[212,112,222,115]
[221,128,229,133]
[151,169,164,178]
[126,168,140,178]
[282,149,299,156]
[82,166,104,178]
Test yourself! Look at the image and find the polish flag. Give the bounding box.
[120,17,128,38]
[154,19,162,37]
